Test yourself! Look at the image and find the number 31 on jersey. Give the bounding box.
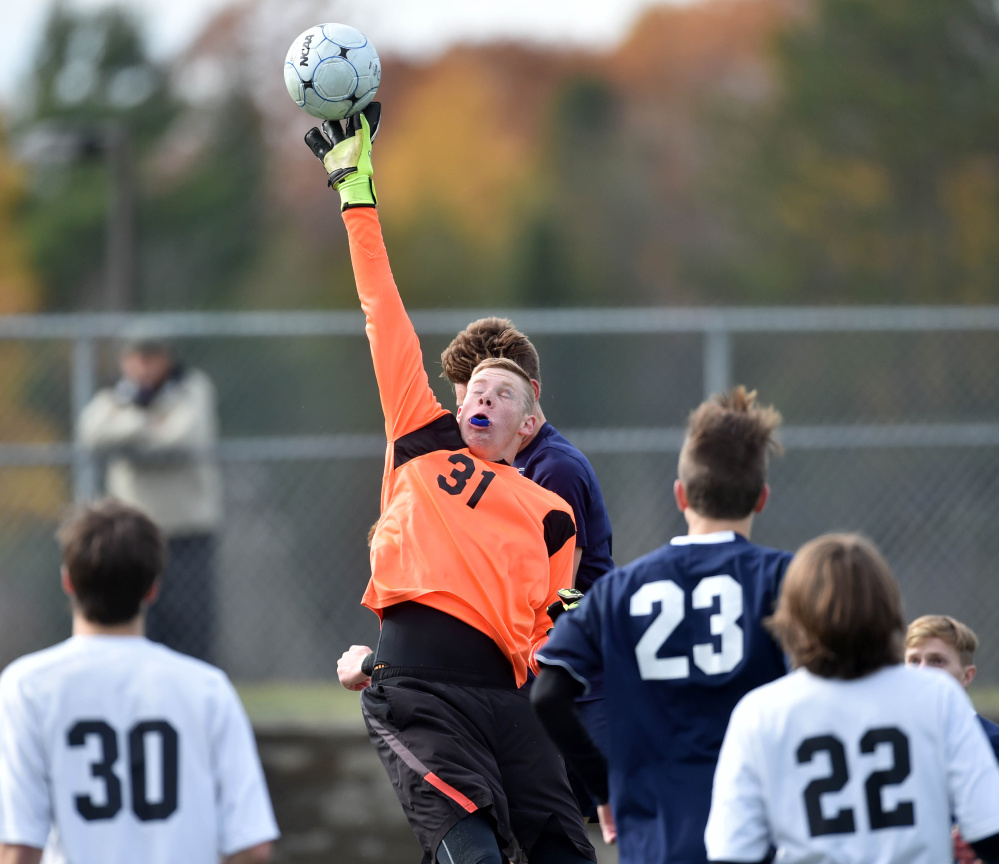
[630,576,744,679]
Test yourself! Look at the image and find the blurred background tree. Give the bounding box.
[18,4,172,310]
[0,124,37,316]
[139,95,265,309]
[703,0,999,303]
[0,121,63,516]
[511,76,655,307]
[6,0,999,311]
[15,4,268,311]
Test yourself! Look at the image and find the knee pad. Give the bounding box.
[436,813,503,864]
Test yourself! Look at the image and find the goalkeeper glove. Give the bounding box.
[304,102,381,211]
[547,588,584,627]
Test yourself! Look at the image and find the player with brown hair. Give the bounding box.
[442,318,616,821]
[441,317,541,389]
[905,615,999,756]
[0,500,277,864]
[532,386,790,864]
[307,106,594,864]
[678,385,782,521]
[905,614,999,863]
[906,614,981,686]
[765,533,904,678]
[706,533,999,864]
[440,317,613,591]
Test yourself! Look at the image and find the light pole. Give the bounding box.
[103,122,136,312]
[15,120,137,311]
[14,120,138,500]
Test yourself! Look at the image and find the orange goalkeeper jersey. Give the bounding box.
[343,208,576,688]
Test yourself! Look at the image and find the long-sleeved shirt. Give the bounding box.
[344,207,575,688]
[77,368,222,536]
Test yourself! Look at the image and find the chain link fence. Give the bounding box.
[2,308,998,683]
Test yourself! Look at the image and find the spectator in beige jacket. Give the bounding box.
[78,332,222,662]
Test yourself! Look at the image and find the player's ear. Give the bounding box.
[963,664,977,687]
[143,579,161,607]
[531,379,541,401]
[673,479,688,512]
[519,412,537,438]
[753,484,770,514]
[61,566,75,598]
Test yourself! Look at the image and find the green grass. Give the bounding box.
[235,682,999,727]
[969,686,999,720]
[235,680,366,727]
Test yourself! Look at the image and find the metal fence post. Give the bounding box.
[703,327,731,399]
[71,335,98,502]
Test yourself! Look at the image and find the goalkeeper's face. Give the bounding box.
[458,369,536,463]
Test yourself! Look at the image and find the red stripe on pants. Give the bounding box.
[425,772,478,813]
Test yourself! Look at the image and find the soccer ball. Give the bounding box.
[284,24,381,121]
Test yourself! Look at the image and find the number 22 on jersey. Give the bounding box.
[630,575,744,679]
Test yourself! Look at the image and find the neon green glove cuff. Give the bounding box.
[335,170,377,210]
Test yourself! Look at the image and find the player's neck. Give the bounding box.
[517,406,547,451]
[683,510,754,540]
[73,614,145,637]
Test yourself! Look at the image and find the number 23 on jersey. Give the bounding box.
[630,576,744,679]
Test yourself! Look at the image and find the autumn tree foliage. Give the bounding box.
[10,0,999,309]
[0,124,63,516]
[15,5,267,312]
[709,0,999,303]
[0,128,36,316]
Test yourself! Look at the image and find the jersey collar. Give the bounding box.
[670,530,738,546]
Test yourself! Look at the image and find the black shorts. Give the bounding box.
[360,671,595,864]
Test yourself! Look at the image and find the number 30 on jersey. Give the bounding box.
[630,576,744,679]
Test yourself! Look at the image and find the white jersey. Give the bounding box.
[706,664,999,864]
[0,636,278,864]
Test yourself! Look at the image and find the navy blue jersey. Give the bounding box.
[515,423,614,591]
[979,714,999,764]
[537,531,792,864]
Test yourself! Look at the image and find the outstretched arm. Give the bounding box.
[342,208,445,441]
[306,106,446,445]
